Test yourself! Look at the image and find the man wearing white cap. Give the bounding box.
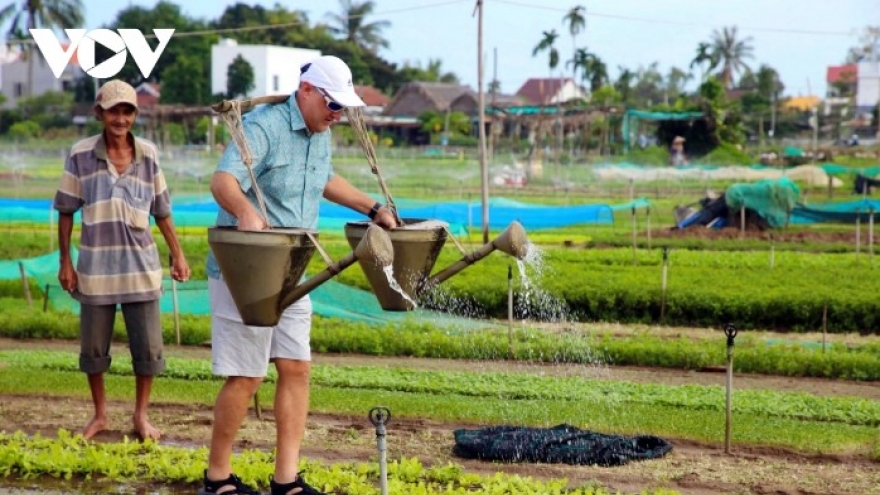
[201,56,397,495]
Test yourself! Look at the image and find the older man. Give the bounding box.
[55,79,190,441]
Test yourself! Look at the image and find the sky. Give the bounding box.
[74,0,876,97]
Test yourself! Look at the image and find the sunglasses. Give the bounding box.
[315,86,344,113]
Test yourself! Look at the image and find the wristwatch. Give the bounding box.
[367,201,383,220]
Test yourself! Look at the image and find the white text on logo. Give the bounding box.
[30,28,174,79]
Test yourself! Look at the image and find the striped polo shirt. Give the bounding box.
[206,95,334,279]
[54,133,172,305]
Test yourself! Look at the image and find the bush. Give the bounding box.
[8,120,41,141]
[698,142,753,165]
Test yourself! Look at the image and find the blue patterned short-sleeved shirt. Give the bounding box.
[207,95,334,279]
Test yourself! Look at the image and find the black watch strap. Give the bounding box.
[368,201,383,220]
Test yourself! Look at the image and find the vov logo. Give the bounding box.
[29,28,174,79]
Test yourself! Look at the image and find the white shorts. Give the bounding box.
[209,277,312,377]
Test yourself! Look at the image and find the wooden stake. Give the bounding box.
[769,234,775,269]
[660,247,669,322]
[870,211,875,264]
[856,214,861,258]
[19,262,32,306]
[507,264,514,360]
[822,302,828,354]
[631,207,638,265]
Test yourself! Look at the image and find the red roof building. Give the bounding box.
[355,85,390,107]
[826,64,857,98]
[826,64,857,84]
[514,77,586,105]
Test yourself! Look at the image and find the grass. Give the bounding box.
[1,349,877,457]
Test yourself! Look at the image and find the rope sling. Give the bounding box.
[212,95,404,228]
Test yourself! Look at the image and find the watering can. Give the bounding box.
[344,219,529,311]
[209,224,394,326]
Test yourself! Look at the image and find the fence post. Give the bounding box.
[660,247,669,322]
[18,262,32,306]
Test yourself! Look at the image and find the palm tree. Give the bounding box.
[569,48,607,94]
[614,66,634,105]
[532,29,560,104]
[561,6,586,83]
[567,47,590,90]
[689,41,718,83]
[710,26,753,89]
[0,0,84,97]
[584,54,608,93]
[324,0,390,53]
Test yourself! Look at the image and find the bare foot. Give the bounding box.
[82,415,107,440]
[133,417,162,441]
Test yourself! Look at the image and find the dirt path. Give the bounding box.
[1,339,878,495]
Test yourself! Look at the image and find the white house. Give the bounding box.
[211,39,321,98]
[1,45,83,109]
[856,60,880,116]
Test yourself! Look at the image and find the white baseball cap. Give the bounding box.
[299,55,365,108]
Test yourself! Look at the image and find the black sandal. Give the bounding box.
[198,471,262,495]
[270,474,326,495]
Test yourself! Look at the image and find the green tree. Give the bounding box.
[214,3,312,46]
[665,67,691,104]
[698,76,744,145]
[14,90,73,128]
[160,54,208,104]
[845,26,880,63]
[0,0,84,97]
[398,58,458,83]
[226,54,255,99]
[632,62,664,107]
[324,0,390,53]
[561,5,586,82]
[710,26,753,89]
[689,41,718,83]
[590,85,622,105]
[8,119,40,140]
[532,29,560,80]
[105,1,215,88]
[418,110,470,141]
[614,66,635,105]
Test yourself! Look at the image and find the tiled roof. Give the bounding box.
[355,85,390,106]
[826,64,857,84]
[515,78,573,105]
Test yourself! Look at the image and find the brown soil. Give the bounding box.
[1,339,878,495]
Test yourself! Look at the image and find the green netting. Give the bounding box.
[725,178,800,228]
[9,250,493,330]
[1,249,76,282]
[609,198,652,211]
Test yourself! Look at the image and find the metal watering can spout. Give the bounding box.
[425,221,529,288]
[277,224,394,312]
[209,224,393,326]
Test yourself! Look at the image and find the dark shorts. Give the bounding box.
[79,300,165,376]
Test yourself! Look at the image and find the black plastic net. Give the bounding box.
[453,424,673,467]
